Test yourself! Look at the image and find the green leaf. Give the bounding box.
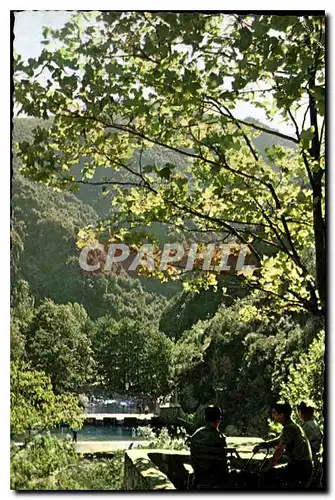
[300,127,315,149]
[239,27,253,50]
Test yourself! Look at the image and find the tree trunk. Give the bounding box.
[312,173,326,312]
[309,73,325,314]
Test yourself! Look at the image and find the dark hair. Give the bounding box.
[297,401,314,417]
[205,405,222,423]
[272,402,292,420]
[297,401,307,412]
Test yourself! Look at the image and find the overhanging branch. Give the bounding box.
[203,94,299,144]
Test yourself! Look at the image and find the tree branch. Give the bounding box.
[220,102,259,162]
[243,280,314,311]
[319,118,325,147]
[204,94,299,144]
[56,110,308,279]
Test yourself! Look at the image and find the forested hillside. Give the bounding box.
[12,118,182,308]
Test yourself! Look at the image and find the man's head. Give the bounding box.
[297,401,315,421]
[271,402,292,425]
[205,405,222,429]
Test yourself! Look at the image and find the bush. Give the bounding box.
[137,426,188,450]
[11,435,77,490]
[279,329,325,428]
[11,435,125,490]
[55,450,125,490]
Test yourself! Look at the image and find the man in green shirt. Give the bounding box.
[253,402,313,488]
[297,402,323,463]
[190,405,228,488]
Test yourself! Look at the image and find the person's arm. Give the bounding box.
[268,425,294,467]
[268,443,285,467]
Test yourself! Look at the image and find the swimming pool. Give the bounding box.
[52,426,142,442]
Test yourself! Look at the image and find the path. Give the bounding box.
[75,440,149,453]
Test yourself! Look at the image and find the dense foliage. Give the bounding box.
[93,316,173,401]
[11,436,78,490]
[51,450,125,490]
[14,13,325,316]
[10,362,83,436]
[11,435,124,490]
[25,300,94,393]
[160,275,247,340]
[279,329,325,426]
[172,298,324,436]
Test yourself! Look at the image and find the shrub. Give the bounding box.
[137,426,188,450]
[279,330,325,428]
[11,435,125,490]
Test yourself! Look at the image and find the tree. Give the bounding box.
[93,316,173,401]
[14,13,325,316]
[25,300,93,393]
[279,329,325,426]
[11,136,172,316]
[11,280,35,361]
[171,295,324,435]
[11,361,83,436]
[12,117,182,300]
[10,362,125,491]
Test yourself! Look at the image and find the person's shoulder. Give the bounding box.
[303,420,313,430]
[206,426,225,437]
[191,426,206,438]
[211,428,227,443]
[286,419,300,429]
[304,419,322,436]
[289,420,308,439]
[284,419,301,435]
[309,419,321,430]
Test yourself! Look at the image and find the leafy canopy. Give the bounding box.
[11,361,83,436]
[93,316,173,399]
[14,13,325,316]
[25,299,93,393]
[279,329,325,426]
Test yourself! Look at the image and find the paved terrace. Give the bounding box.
[75,440,149,453]
[74,436,263,455]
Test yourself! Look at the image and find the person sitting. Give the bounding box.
[253,402,313,489]
[189,405,228,489]
[297,402,323,464]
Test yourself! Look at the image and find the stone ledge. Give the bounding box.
[123,449,190,490]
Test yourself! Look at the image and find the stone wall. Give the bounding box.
[123,449,191,491]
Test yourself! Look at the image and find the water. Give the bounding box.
[15,426,143,443]
[52,426,142,442]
